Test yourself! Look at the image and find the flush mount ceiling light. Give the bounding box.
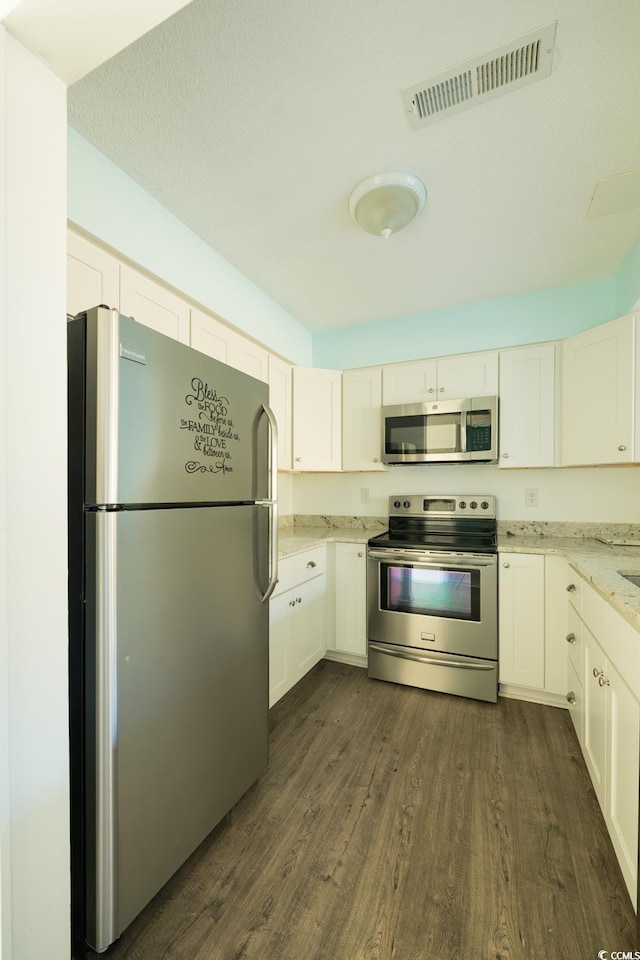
[348,171,427,238]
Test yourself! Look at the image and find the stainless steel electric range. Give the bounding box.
[367,494,498,703]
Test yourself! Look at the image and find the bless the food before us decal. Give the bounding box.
[181,377,240,475]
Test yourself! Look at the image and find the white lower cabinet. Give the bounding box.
[566,569,640,905]
[499,553,545,689]
[330,542,367,659]
[269,547,327,706]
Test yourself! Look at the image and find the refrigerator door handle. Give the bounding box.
[258,403,279,603]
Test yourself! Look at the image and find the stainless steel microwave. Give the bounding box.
[381,396,498,464]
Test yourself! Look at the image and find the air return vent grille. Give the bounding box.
[402,22,556,130]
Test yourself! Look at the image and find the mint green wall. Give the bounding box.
[67,128,312,365]
[615,236,640,316]
[312,278,617,369]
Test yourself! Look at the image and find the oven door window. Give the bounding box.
[380,562,480,621]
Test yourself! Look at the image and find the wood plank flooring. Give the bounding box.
[98,661,638,959]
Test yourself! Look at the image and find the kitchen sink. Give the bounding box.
[619,572,640,588]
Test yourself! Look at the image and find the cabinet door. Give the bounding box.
[269,591,294,707]
[292,367,342,471]
[228,335,269,384]
[499,343,557,467]
[120,265,190,344]
[332,543,367,657]
[582,625,608,810]
[190,307,235,364]
[381,359,437,405]
[436,351,498,399]
[291,574,326,683]
[67,230,120,317]
[268,355,293,470]
[561,315,634,465]
[498,553,545,688]
[606,657,640,901]
[342,367,384,471]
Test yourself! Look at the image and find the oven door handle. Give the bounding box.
[368,550,496,567]
[369,642,496,670]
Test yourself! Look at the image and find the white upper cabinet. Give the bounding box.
[342,367,385,471]
[561,315,635,465]
[292,367,342,471]
[499,342,558,468]
[268,354,293,471]
[228,335,269,384]
[120,265,190,344]
[67,230,120,317]
[190,307,236,364]
[382,350,498,405]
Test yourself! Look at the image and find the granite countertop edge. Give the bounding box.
[278,527,640,631]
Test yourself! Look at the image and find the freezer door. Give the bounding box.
[84,505,269,952]
[75,306,270,505]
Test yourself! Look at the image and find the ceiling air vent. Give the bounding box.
[402,22,557,130]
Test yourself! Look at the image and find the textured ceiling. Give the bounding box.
[68,0,640,332]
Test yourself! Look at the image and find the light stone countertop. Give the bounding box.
[498,534,640,630]
[277,523,640,632]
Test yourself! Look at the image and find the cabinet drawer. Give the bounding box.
[273,546,327,597]
[566,604,583,678]
[565,566,582,615]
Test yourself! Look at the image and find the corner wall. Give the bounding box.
[616,235,640,315]
[2,29,70,960]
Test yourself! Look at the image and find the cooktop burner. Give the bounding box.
[370,493,498,554]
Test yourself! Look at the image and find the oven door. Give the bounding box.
[367,549,497,660]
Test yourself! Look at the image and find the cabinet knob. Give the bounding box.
[296,596,302,604]
[358,551,363,558]
[306,560,316,568]
[289,599,296,607]
[566,583,576,593]
[502,452,509,458]
[565,632,576,645]
[502,562,510,568]
[593,667,604,679]
[618,444,627,452]
[439,387,445,393]
[566,692,576,705]
[373,457,379,462]
[598,675,610,687]
[295,457,302,462]
[427,387,435,394]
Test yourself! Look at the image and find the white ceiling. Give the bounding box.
[61,0,640,332]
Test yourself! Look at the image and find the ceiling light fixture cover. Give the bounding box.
[348,171,427,238]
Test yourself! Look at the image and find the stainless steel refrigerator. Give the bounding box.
[67,306,278,956]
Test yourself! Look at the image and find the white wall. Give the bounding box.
[1,27,69,960]
[293,463,640,524]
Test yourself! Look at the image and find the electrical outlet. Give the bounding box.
[360,487,371,504]
[525,487,539,507]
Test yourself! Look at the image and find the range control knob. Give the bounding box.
[470,500,478,509]
[393,500,401,508]
[403,500,411,509]
[481,500,489,510]
[458,501,467,509]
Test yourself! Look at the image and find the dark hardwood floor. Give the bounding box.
[99,660,638,960]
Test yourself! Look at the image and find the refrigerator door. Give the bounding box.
[75,306,270,506]
[85,504,269,952]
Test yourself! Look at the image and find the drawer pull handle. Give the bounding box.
[565,633,576,645]
[307,560,317,569]
[566,692,576,705]
[566,583,576,593]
